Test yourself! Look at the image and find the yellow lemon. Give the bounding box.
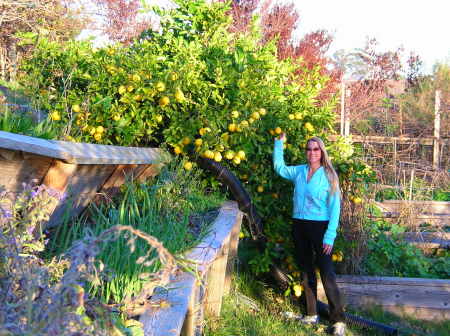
[194,138,203,146]
[240,120,249,127]
[50,111,61,121]
[118,85,127,95]
[182,136,191,145]
[353,197,362,204]
[295,112,303,120]
[236,150,246,160]
[132,74,141,82]
[174,88,185,102]
[248,117,255,124]
[304,122,314,132]
[174,146,182,155]
[221,132,230,141]
[89,127,96,135]
[159,96,170,107]
[232,156,241,165]
[225,150,235,160]
[258,108,267,116]
[155,114,163,123]
[169,72,178,81]
[155,81,166,92]
[183,161,193,170]
[113,114,121,121]
[127,85,134,92]
[288,114,295,120]
[228,123,237,132]
[239,232,245,239]
[257,186,264,193]
[275,127,282,135]
[251,111,260,120]
[203,150,214,159]
[214,152,222,162]
[269,129,275,136]
[96,126,105,134]
[72,104,81,113]
[94,133,102,141]
[231,110,240,118]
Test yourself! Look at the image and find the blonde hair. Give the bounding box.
[306,137,340,195]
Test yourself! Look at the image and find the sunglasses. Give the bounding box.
[306,147,321,152]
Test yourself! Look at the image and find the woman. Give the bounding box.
[273,133,346,336]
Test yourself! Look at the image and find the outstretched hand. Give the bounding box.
[323,243,333,255]
[278,132,286,142]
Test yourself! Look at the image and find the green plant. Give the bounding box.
[48,158,225,304]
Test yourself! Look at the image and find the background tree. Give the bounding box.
[0,0,86,81]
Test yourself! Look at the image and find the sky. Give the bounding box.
[291,0,450,74]
[79,0,449,74]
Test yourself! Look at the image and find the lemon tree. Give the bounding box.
[19,0,374,276]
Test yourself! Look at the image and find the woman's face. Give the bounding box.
[306,140,322,166]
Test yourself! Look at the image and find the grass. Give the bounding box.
[205,253,449,336]
[46,159,226,304]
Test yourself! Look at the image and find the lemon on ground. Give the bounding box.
[113,114,121,121]
[353,197,362,204]
[257,186,264,193]
[132,74,141,82]
[118,85,126,95]
[295,112,303,120]
[127,85,134,92]
[251,111,260,120]
[96,126,105,134]
[248,117,255,124]
[182,136,191,145]
[194,138,203,146]
[159,96,170,107]
[183,161,193,170]
[258,108,267,115]
[155,114,163,123]
[275,127,282,135]
[232,156,241,165]
[89,127,96,135]
[94,133,102,141]
[288,114,295,120]
[239,232,245,239]
[231,110,239,118]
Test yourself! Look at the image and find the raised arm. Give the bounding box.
[273,134,298,181]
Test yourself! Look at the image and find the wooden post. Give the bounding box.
[393,138,397,180]
[344,87,351,136]
[223,211,243,295]
[340,82,345,135]
[433,90,441,170]
[204,234,230,317]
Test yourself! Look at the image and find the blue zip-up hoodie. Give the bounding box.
[273,139,341,246]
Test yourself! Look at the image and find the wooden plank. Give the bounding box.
[327,134,450,146]
[0,130,163,164]
[223,211,243,295]
[0,148,53,193]
[140,273,197,336]
[204,234,230,317]
[318,275,450,321]
[46,164,116,228]
[374,200,450,215]
[433,90,441,170]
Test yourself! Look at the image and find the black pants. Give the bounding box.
[292,218,345,323]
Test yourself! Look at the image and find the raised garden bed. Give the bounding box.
[318,275,450,321]
[139,201,243,336]
[0,130,164,227]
